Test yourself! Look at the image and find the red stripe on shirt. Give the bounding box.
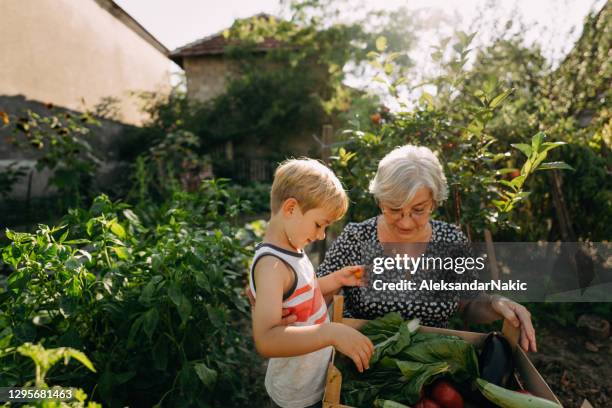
[285,283,312,302]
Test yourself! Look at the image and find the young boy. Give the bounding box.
[249,158,374,408]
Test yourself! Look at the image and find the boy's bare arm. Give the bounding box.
[252,257,334,357]
[252,258,373,371]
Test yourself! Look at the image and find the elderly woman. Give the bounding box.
[317,145,537,352]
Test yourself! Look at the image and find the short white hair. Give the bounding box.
[369,145,448,208]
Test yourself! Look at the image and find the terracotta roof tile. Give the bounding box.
[170,13,285,67]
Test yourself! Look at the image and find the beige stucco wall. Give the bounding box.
[184,56,235,103]
[0,0,172,125]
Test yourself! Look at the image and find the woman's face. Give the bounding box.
[379,187,433,241]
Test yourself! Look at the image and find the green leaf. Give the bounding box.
[112,246,129,260]
[498,179,517,191]
[536,162,574,171]
[383,63,394,75]
[369,60,384,71]
[142,308,159,340]
[531,132,545,152]
[177,295,192,324]
[63,348,97,373]
[538,142,567,155]
[372,75,387,84]
[64,238,90,245]
[109,219,126,239]
[127,316,143,346]
[152,337,169,371]
[467,120,484,136]
[194,362,218,390]
[375,36,388,52]
[113,371,136,384]
[394,360,450,403]
[510,175,526,189]
[139,276,162,304]
[419,92,435,110]
[168,284,182,306]
[511,143,532,157]
[86,219,95,237]
[394,77,408,86]
[489,88,513,108]
[122,209,141,225]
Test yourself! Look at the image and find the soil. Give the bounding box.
[530,324,612,408]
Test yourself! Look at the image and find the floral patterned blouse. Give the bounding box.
[317,217,478,327]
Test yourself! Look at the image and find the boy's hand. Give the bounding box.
[333,265,365,287]
[244,286,297,325]
[330,323,374,373]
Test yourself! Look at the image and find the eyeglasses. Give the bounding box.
[381,200,434,221]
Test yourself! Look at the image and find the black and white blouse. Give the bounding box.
[317,217,478,327]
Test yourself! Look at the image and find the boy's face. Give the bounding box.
[283,200,334,250]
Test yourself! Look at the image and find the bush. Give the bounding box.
[0,180,265,407]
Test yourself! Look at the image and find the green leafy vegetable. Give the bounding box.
[338,313,479,407]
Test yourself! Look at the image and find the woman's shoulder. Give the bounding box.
[431,219,468,243]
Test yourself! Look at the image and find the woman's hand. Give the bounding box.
[491,296,537,352]
[332,265,365,287]
[245,286,297,325]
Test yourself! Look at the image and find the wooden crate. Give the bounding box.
[322,295,561,408]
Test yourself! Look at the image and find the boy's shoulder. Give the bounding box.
[251,251,295,281]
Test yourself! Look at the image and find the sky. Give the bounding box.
[115,0,604,57]
[114,0,606,96]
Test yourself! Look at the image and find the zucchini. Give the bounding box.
[476,378,562,408]
[374,399,412,408]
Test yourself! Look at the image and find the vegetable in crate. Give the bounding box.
[415,398,441,408]
[478,332,514,387]
[475,378,562,408]
[430,379,463,408]
[414,398,440,408]
[337,313,479,407]
[374,399,412,408]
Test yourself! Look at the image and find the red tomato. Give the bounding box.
[415,398,441,408]
[431,380,464,408]
[370,113,382,124]
[510,170,521,179]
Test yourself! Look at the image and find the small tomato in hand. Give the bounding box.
[431,380,463,408]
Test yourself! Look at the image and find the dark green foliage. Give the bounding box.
[0,181,265,407]
[7,108,102,211]
[0,162,27,199]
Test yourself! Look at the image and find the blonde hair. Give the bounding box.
[271,158,348,220]
[369,145,448,208]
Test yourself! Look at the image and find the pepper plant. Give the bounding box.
[1,181,265,407]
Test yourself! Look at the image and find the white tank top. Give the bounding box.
[249,243,332,408]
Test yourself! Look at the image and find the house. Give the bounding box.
[169,13,283,104]
[169,14,334,182]
[0,0,172,125]
[0,0,173,205]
